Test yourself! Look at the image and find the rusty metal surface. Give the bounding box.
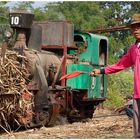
[47,103,60,126]
[28,24,42,51]
[36,21,74,47]
[82,25,130,33]
[24,50,61,86]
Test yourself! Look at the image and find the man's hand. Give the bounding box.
[90,69,101,76]
[115,106,124,113]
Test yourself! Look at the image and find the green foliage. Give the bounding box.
[122,34,135,47]
[0,2,9,42]
[104,71,133,108]
[107,37,123,64]
[47,2,106,30]
[33,8,47,21]
[13,1,34,11]
[127,2,140,16]
[0,1,9,23]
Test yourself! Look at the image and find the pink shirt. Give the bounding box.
[105,42,140,98]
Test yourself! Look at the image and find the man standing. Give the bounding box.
[90,14,140,138]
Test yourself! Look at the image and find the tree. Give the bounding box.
[0,2,10,42]
[0,2,9,24]
[12,1,34,12]
[44,2,106,30]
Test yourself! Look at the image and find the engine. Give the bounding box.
[0,11,108,131]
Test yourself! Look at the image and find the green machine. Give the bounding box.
[66,32,108,99]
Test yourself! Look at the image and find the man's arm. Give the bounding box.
[115,106,125,113]
[90,47,133,76]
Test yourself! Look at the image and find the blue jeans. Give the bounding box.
[124,106,133,119]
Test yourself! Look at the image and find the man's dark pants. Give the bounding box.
[133,99,140,138]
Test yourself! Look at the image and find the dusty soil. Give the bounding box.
[0,108,133,139]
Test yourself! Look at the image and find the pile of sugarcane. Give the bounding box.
[0,48,33,132]
[0,49,29,94]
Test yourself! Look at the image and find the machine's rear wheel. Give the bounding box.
[33,103,59,127]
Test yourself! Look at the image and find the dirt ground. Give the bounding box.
[0,108,133,139]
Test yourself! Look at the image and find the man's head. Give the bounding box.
[129,14,140,41]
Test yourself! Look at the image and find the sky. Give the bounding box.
[6,1,51,8]
[5,0,140,9]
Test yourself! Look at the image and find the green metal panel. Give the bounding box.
[103,74,107,97]
[66,64,92,89]
[74,32,108,65]
[66,64,107,98]
[87,70,107,98]
[87,65,106,99]
[67,32,109,99]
